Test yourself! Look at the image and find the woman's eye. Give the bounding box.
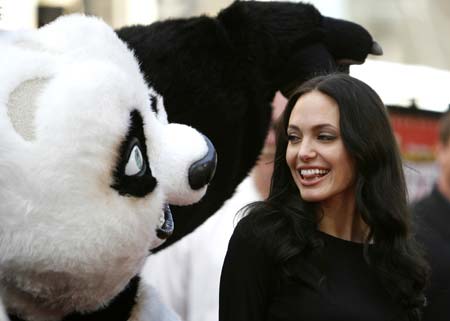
[125,145,146,176]
[287,134,300,143]
[318,134,336,141]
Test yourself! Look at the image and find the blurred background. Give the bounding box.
[1,0,449,201]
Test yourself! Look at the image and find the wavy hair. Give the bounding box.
[242,73,429,320]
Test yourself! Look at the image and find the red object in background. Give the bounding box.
[388,106,442,161]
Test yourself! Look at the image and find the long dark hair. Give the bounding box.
[242,73,429,320]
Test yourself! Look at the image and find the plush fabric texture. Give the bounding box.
[7,277,181,321]
[1,14,209,321]
[1,1,379,320]
[9,278,139,321]
[117,1,379,251]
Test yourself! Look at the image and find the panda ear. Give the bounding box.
[2,29,54,143]
[6,77,50,142]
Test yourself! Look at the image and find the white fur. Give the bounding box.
[129,281,181,321]
[0,15,208,321]
[150,123,208,206]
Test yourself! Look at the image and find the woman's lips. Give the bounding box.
[298,168,330,186]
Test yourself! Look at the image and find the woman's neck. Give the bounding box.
[317,191,368,243]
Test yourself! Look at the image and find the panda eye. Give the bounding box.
[125,144,146,176]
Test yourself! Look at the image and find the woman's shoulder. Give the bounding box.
[225,204,279,268]
[231,206,265,244]
[228,201,287,260]
[234,202,281,238]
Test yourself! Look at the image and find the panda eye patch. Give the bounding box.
[125,144,146,176]
[150,94,158,114]
[111,110,157,197]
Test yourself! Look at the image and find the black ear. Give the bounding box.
[278,43,336,97]
[321,17,382,63]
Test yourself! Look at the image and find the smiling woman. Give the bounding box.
[219,73,430,321]
[285,91,356,209]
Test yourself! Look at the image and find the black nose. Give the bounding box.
[188,136,217,190]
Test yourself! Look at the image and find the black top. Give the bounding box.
[219,217,404,321]
[412,187,450,321]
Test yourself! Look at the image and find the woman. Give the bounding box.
[219,74,429,321]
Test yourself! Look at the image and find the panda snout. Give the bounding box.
[188,135,217,190]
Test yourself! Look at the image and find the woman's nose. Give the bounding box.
[298,142,316,162]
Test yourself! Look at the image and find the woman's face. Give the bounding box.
[285,90,356,206]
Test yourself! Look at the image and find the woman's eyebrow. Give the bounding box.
[314,124,337,131]
[287,123,337,131]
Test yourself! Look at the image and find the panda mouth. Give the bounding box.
[156,204,174,239]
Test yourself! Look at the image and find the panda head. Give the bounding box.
[0,15,216,318]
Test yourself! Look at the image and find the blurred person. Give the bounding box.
[219,74,429,321]
[412,111,450,321]
[141,92,288,321]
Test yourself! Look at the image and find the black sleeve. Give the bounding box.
[219,218,275,321]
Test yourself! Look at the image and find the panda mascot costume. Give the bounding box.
[0,1,381,321]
